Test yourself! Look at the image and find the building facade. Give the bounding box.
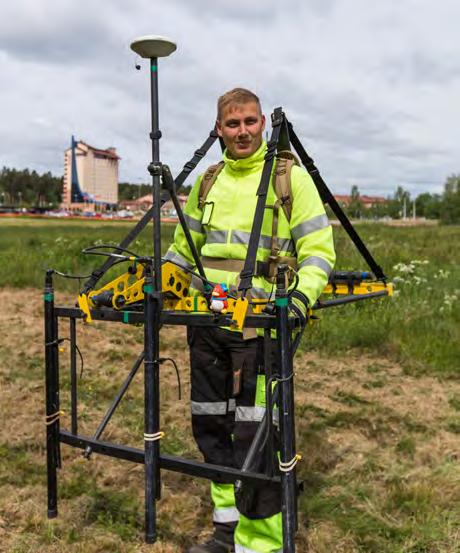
[334,194,387,209]
[62,138,119,210]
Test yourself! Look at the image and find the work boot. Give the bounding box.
[187,521,236,553]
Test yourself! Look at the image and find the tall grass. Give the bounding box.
[1,218,459,552]
[0,217,176,291]
[1,218,458,377]
[301,225,459,378]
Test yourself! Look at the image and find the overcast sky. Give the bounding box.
[1,0,459,197]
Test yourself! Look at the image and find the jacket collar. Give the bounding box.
[223,141,267,172]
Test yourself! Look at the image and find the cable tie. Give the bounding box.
[45,410,65,426]
[279,453,302,472]
[144,431,164,442]
[45,338,64,347]
[144,360,160,366]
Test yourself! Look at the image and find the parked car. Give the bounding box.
[116,210,134,219]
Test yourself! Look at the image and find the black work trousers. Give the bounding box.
[187,325,281,519]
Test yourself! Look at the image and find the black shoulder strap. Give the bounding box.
[238,108,285,295]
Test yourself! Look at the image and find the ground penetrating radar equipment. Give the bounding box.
[44,35,393,552]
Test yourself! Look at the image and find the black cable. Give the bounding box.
[158,357,181,400]
[83,244,141,258]
[53,270,93,280]
[51,257,130,281]
[257,376,279,455]
[48,337,85,379]
[258,367,297,455]
[287,271,300,297]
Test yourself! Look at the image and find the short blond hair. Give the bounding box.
[217,88,261,120]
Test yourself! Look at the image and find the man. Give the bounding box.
[164,88,335,553]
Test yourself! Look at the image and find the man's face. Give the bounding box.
[216,101,266,159]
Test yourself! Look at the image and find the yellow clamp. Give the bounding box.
[231,297,249,330]
[78,293,92,323]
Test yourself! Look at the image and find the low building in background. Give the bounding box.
[118,193,188,218]
[62,136,119,211]
[334,194,387,209]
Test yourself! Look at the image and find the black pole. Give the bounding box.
[314,289,389,309]
[145,54,163,543]
[275,265,297,552]
[143,265,161,543]
[149,56,162,292]
[84,352,145,459]
[70,317,78,435]
[44,270,59,518]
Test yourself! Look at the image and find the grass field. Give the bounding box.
[0,217,459,552]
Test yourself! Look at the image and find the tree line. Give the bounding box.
[339,174,460,224]
[1,166,459,224]
[0,167,62,208]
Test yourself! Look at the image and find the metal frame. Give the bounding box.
[44,37,391,553]
[44,269,298,546]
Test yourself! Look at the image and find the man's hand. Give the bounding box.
[289,290,309,326]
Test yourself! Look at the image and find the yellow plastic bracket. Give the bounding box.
[251,298,269,314]
[78,293,92,323]
[231,297,249,330]
[323,281,394,297]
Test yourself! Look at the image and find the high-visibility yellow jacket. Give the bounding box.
[165,141,335,308]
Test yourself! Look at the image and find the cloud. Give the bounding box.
[0,0,458,196]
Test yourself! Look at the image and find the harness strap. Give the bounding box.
[198,161,225,209]
[201,256,297,278]
[201,256,246,272]
[270,201,280,270]
[273,154,299,222]
[264,154,299,280]
[238,109,285,295]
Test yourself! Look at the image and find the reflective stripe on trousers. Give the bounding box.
[191,401,228,415]
[235,406,279,426]
[213,506,240,523]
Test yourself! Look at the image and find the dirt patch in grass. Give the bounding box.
[1,287,459,552]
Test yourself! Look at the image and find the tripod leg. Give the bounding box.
[44,270,60,518]
[84,352,145,459]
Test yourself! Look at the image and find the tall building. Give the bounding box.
[62,136,120,209]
